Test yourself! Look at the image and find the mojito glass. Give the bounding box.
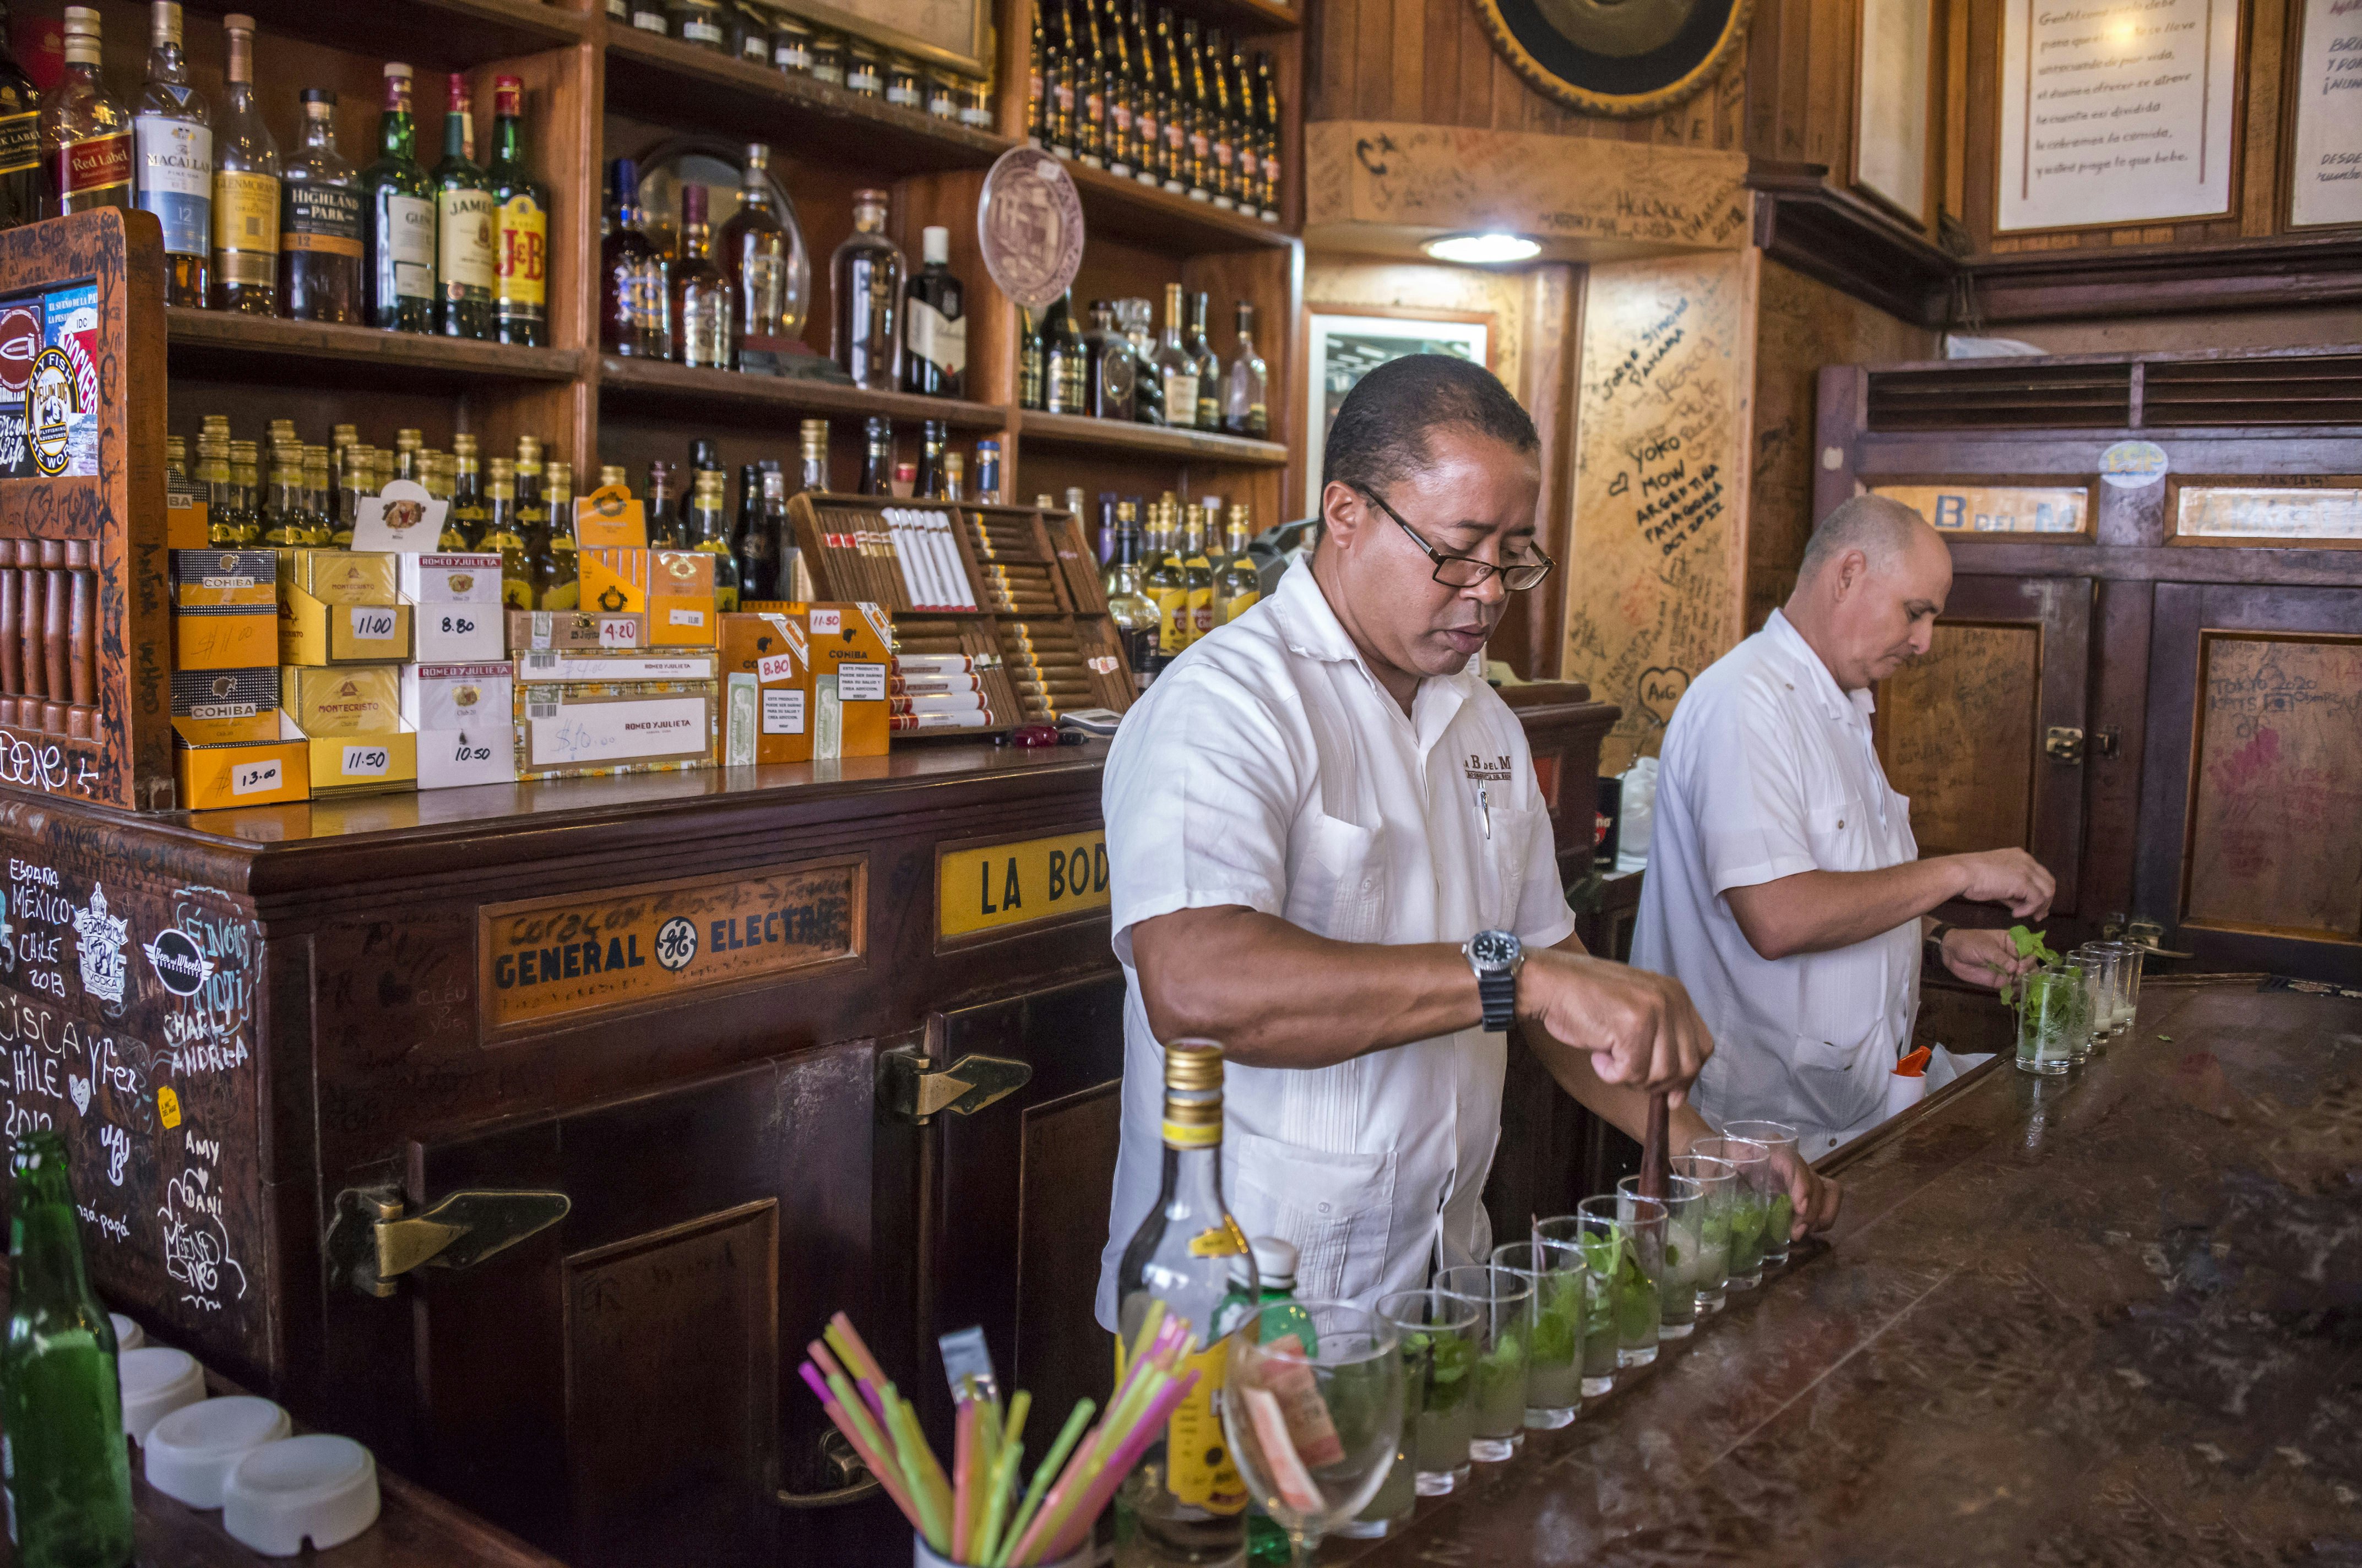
[1339,1310,1423,1538]
[1619,1174,1706,1338]
[1692,1135,1773,1289]
[1577,1194,1664,1368]
[1537,1214,1622,1397]
[2073,944,2121,1056]
[2087,940,2142,1036]
[2015,967,2077,1075]
[1375,1289,1481,1496]
[1669,1152,1736,1313]
[1717,1120,1800,1267]
[1491,1239,1585,1427]
[2055,958,2092,1064]
[1434,1265,1532,1462]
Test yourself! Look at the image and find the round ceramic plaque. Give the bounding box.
[976,148,1085,312]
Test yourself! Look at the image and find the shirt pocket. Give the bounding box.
[1289,811,1388,945]
[1227,1128,1398,1305]
[1478,799,1537,932]
[1803,791,1871,872]
[1787,1030,1886,1137]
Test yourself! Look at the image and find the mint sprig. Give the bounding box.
[1999,924,2057,1005]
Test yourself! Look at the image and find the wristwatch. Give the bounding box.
[1924,922,1958,968]
[1464,929,1523,1032]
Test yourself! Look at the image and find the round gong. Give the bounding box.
[1474,0,1752,118]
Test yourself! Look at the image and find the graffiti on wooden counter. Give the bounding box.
[142,927,214,997]
[75,1200,127,1243]
[169,888,254,1046]
[72,884,129,1012]
[0,729,98,797]
[156,1083,179,1127]
[97,1121,127,1184]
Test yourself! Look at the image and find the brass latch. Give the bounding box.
[883,1048,1032,1124]
[328,1186,571,1298]
[2044,726,2085,764]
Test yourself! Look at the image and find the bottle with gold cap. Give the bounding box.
[1112,1039,1253,1561]
[308,445,341,545]
[598,463,628,492]
[1217,503,1259,623]
[429,452,473,551]
[1181,506,1213,645]
[686,466,741,611]
[1144,500,1187,661]
[198,433,249,546]
[481,456,532,607]
[393,426,422,483]
[164,435,187,482]
[514,434,546,536]
[536,459,578,608]
[449,433,488,547]
[259,445,307,546]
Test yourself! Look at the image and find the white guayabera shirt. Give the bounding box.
[1095,562,1574,1330]
[1630,608,1923,1158]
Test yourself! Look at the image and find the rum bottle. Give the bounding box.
[362,64,436,332]
[280,90,363,324]
[134,1,210,306]
[488,74,547,347]
[1204,26,1234,208]
[1186,291,1221,432]
[1218,504,1260,622]
[1040,289,1085,415]
[829,188,903,391]
[1155,8,1187,194]
[859,416,894,497]
[537,459,578,607]
[449,433,488,546]
[481,457,532,608]
[432,73,496,340]
[644,458,683,547]
[40,7,132,219]
[902,224,965,398]
[688,467,741,611]
[736,466,780,602]
[209,14,276,311]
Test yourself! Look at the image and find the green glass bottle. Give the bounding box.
[2,1129,133,1567]
[361,63,436,333]
[430,72,495,341]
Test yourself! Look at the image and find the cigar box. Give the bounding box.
[401,553,507,662]
[165,471,209,551]
[579,548,718,646]
[513,649,720,683]
[507,609,644,652]
[280,711,417,796]
[173,712,309,809]
[280,587,412,665]
[171,549,278,608]
[719,611,813,765]
[279,549,399,607]
[402,663,519,789]
[806,602,892,759]
[174,605,278,671]
[171,667,279,722]
[513,676,718,781]
[283,664,403,735]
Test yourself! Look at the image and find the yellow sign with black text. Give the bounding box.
[938,830,1110,940]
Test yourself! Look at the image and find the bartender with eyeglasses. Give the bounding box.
[1094,355,1840,1324]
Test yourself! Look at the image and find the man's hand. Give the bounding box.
[1519,950,1712,1103]
[1764,1141,1842,1239]
[1941,925,2035,992]
[1947,848,2055,918]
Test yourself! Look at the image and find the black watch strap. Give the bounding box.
[1479,969,1517,1033]
[1924,922,1957,967]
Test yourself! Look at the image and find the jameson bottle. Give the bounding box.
[1112,1041,1252,1567]
[133,2,210,306]
[0,2,40,232]
[362,64,436,332]
[279,90,362,323]
[2,1129,134,1567]
[40,8,132,219]
[432,74,496,340]
[487,74,546,347]
[209,14,277,312]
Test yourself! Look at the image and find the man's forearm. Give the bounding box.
[1723,858,1968,960]
[1530,1036,1714,1151]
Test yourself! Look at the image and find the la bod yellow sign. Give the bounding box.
[938,830,1110,940]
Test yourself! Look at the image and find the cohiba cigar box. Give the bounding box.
[402,662,519,789]
[170,667,279,722]
[171,549,278,608]
[173,711,309,809]
[513,676,718,781]
[166,471,210,551]
[279,548,399,606]
[805,602,892,759]
[720,611,813,765]
[579,548,718,646]
[283,664,403,736]
[171,549,280,670]
[507,609,645,652]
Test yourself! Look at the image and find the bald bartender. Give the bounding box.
[1095,356,1837,1325]
[1632,496,2057,1157]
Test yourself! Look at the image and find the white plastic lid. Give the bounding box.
[144,1395,293,1509]
[224,1435,382,1556]
[120,1346,207,1445]
[1230,1234,1299,1289]
[110,1312,145,1351]
[922,225,950,265]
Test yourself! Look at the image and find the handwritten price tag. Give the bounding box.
[437,612,480,636]
[349,607,399,642]
[231,758,283,796]
[598,617,639,648]
[757,652,798,683]
[340,745,392,777]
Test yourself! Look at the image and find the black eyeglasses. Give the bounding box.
[1357,485,1555,592]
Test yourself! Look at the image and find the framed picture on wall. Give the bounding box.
[1853,0,1934,228]
[2287,0,2362,228]
[1301,307,1492,519]
[787,0,993,80]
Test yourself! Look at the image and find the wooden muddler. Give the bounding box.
[1637,1090,1670,1201]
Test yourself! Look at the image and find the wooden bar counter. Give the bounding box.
[1337,977,2361,1566]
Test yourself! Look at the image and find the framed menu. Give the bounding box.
[2289,0,2362,227]
[1996,0,2241,232]
[1855,0,1935,227]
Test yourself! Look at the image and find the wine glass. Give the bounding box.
[1221,1299,1404,1567]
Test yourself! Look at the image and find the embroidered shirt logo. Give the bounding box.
[1462,752,1513,783]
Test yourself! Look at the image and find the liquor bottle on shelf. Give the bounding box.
[1047,0,1078,159]
[1154,8,1187,194]
[1084,300,1136,421]
[1027,7,1048,149]
[644,458,683,546]
[480,458,533,608]
[1152,282,1198,431]
[449,433,488,545]
[735,466,779,601]
[1186,291,1222,432]
[488,75,546,347]
[628,0,667,36]
[845,40,884,99]
[757,467,793,598]
[719,143,795,349]
[536,460,578,608]
[942,450,965,500]
[311,445,346,545]
[1182,506,1214,641]
[1204,27,1235,209]
[1106,504,1158,683]
[602,156,665,357]
[1040,289,1086,416]
[0,2,40,232]
[1,1129,135,1567]
[1076,0,1106,168]
[1117,296,1163,426]
[1127,0,1161,189]
[830,188,903,390]
[1224,302,1268,437]
[858,416,893,497]
[902,225,965,398]
[688,468,741,611]
[801,418,831,495]
[42,7,132,220]
[915,419,947,499]
[1018,307,1045,410]
[892,459,916,499]
[515,434,547,542]
[433,449,472,548]
[208,14,276,310]
[974,438,1002,504]
[135,1,210,306]
[1226,39,1256,217]
[672,0,730,52]
[671,183,734,368]
[259,447,308,546]
[280,90,362,324]
[1104,0,1136,177]
[1219,503,1261,622]
[1253,52,1282,222]
[1144,499,1186,660]
[689,437,723,483]
[1180,18,1211,202]
[363,64,436,333]
[432,73,496,340]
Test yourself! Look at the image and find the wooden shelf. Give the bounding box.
[1187,0,1305,34]
[1017,409,1288,465]
[603,29,1013,176]
[167,308,586,386]
[172,0,587,64]
[1062,159,1295,252]
[599,355,1008,430]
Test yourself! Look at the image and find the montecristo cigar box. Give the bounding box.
[279,548,398,606]
[282,664,403,736]
[513,648,719,781]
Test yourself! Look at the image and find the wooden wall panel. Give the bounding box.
[1877,620,2040,857]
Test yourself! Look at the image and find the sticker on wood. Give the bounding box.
[1873,484,2088,536]
[1875,622,2040,859]
[2175,486,2362,542]
[2185,636,2362,940]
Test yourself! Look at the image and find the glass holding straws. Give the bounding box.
[1221,1300,1404,1567]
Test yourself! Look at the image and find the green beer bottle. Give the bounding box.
[2,1129,133,1566]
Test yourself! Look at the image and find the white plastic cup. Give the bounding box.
[119,1346,207,1445]
[110,1312,145,1351]
[144,1395,293,1508]
[223,1435,382,1556]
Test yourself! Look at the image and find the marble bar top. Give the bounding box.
[1333,978,2361,1566]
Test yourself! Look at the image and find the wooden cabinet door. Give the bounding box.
[1875,573,2094,916]
[398,1039,893,1568]
[2137,584,2362,982]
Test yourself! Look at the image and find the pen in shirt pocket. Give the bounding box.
[1475,783,1492,840]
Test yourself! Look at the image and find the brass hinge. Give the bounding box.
[2044,726,2085,764]
[882,1047,1033,1124]
[328,1185,571,1298]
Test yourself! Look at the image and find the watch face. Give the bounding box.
[1470,930,1518,969]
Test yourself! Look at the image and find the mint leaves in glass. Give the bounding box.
[1619,1174,1706,1339]
[1375,1289,1480,1496]
[1574,1194,1663,1368]
[1490,1239,1584,1428]
[1718,1120,1801,1267]
[1692,1136,1773,1289]
[1433,1265,1532,1462]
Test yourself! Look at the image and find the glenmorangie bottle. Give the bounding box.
[209,13,277,311]
[1112,1042,1252,1566]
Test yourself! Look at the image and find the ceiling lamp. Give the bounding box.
[1421,231,1542,265]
